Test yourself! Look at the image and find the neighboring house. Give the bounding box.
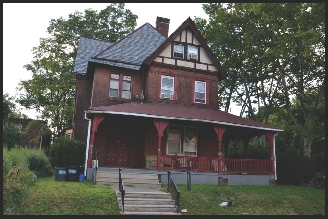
[65,129,73,139]
[73,17,283,184]
[8,118,49,149]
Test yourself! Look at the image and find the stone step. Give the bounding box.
[119,192,172,199]
[122,211,180,215]
[118,198,174,205]
[121,204,177,212]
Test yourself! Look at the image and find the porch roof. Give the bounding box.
[86,101,283,133]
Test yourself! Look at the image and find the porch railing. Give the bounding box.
[167,171,180,214]
[161,156,273,174]
[118,168,125,213]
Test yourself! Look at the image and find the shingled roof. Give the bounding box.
[87,101,283,132]
[73,37,113,74]
[88,23,166,71]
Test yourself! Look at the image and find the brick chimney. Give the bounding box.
[156,16,170,37]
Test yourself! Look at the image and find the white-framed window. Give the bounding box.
[167,125,181,155]
[166,125,198,156]
[15,124,22,133]
[160,75,174,100]
[194,80,206,104]
[188,45,198,60]
[173,44,184,58]
[183,126,197,156]
[109,73,131,99]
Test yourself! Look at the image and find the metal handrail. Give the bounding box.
[119,168,125,213]
[167,171,180,214]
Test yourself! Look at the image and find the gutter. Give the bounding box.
[85,110,283,132]
[84,111,92,176]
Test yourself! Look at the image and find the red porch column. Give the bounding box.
[266,132,275,175]
[213,125,226,172]
[87,114,105,168]
[153,119,169,171]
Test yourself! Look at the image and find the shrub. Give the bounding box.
[276,149,315,185]
[3,121,25,150]
[49,136,86,168]
[3,147,13,180]
[26,150,54,178]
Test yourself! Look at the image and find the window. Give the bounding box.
[167,125,181,155]
[194,80,206,104]
[188,45,198,60]
[109,73,131,99]
[15,124,22,133]
[160,75,174,100]
[183,127,197,156]
[173,44,184,58]
[166,125,198,156]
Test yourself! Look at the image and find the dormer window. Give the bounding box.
[173,44,184,58]
[188,45,198,60]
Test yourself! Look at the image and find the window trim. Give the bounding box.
[158,73,178,101]
[192,78,210,105]
[109,73,132,100]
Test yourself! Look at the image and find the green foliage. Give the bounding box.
[3,148,13,180]
[50,136,86,168]
[3,93,29,121]
[3,166,35,215]
[17,3,137,138]
[276,149,315,185]
[3,121,24,150]
[26,151,54,178]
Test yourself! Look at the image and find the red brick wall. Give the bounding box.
[91,66,143,107]
[145,66,218,107]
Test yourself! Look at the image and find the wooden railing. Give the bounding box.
[167,171,180,214]
[118,168,125,213]
[161,156,273,174]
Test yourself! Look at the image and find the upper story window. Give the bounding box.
[109,73,131,99]
[173,44,184,58]
[187,45,198,60]
[194,80,209,104]
[160,75,174,100]
[15,124,22,133]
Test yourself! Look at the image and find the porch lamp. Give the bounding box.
[39,119,48,150]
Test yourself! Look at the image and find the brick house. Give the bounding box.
[73,17,283,184]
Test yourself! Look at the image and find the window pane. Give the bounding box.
[122,82,131,91]
[195,81,206,103]
[184,127,197,155]
[110,80,119,89]
[195,81,205,92]
[167,125,181,154]
[161,76,174,99]
[168,140,180,154]
[111,74,119,79]
[122,90,131,99]
[123,75,131,81]
[174,44,183,53]
[188,45,197,54]
[110,89,118,97]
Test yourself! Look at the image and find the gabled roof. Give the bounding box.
[73,36,113,74]
[144,17,227,81]
[89,23,166,71]
[87,101,283,133]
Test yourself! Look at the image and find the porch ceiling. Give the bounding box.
[87,101,283,133]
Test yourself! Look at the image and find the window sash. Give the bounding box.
[183,126,197,156]
[110,80,119,97]
[173,44,184,58]
[109,74,131,99]
[167,125,181,155]
[194,81,206,104]
[161,75,174,100]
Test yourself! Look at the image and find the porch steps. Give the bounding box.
[95,171,161,189]
[117,192,180,215]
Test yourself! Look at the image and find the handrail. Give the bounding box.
[119,168,125,213]
[167,171,180,214]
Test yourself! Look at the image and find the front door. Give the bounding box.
[105,138,129,166]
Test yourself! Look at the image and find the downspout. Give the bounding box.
[274,133,278,180]
[84,111,91,176]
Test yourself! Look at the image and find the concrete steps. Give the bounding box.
[95,170,180,215]
[117,192,180,215]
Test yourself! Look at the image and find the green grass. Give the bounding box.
[12,176,325,215]
[169,184,325,215]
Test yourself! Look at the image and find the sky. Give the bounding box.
[3,3,239,119]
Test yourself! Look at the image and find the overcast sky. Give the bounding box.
[3,3,239,119]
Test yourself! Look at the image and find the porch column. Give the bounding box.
[153,119,169,171]
[242,137,250,159]
[87,114,105,168]
[265,132,275,175]
[213,125,226,172]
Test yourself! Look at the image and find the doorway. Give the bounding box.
[105,138,129,166]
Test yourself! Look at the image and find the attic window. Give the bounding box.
[188,45,198,60]
[173,44,184,58]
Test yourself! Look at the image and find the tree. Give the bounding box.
[195,3,325,157]
[17,3,138,138]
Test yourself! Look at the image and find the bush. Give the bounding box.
[276,149,315,185]
[3,148,13,180]
[26,151,54,178]
[3,121,24,150]
[49,136,86,168]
